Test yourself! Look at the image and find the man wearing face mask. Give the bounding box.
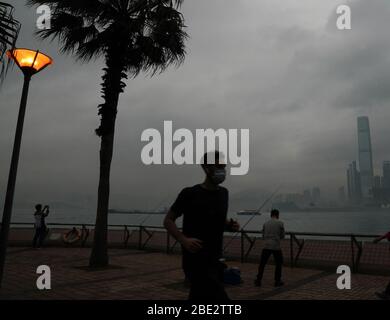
[164,151,240,301]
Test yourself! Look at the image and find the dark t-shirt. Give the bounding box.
[170,184,229,271]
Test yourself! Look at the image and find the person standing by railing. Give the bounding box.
[32,204,49,248]
[374,231,390,300]
[254,209,285,287]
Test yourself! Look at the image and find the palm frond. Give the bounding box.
[0,2,21,82]
[28,0,188,136]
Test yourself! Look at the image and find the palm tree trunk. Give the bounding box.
[89,131,115,267]
[89,48,126,268]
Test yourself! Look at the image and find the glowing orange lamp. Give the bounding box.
[6,48,53,76]
[0,49,53,286]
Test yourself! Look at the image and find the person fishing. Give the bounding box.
[32,204,49,248]
[164,151,240,301]
[255,209,285,287]
[222,186,281,253]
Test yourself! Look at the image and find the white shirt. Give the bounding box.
[34,210,48,229]
[262,218,285,250]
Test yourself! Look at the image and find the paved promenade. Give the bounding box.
[0,247,388,300]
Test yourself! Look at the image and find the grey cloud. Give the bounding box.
[1,0,390,213]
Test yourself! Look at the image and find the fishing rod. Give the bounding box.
[241,185,282,230]
[223,185,282,252]
[139,196,170,226]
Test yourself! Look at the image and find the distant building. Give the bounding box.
[383,161,390,190]
[372,175,384,203]
[312,187,321,204]
[381,176,385,188]
[383,161,390,203]
[338,186,346,203]
[273,194,284,203]
[303,189,312,205]
[374,175,382,189]
[357,117,374,198]
[347,161,362,203]
[285,193,304,207]
[272,193,303,211]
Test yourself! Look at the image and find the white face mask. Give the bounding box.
[210,168,226,185]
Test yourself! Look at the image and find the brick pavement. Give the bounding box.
[0,247,388,300]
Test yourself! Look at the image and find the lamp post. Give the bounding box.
[0,48,52,287]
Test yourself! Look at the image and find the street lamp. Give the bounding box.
[0,48,53,287]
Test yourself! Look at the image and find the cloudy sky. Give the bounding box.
[1,0,390,213]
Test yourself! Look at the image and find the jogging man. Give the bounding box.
[164,151,239,300]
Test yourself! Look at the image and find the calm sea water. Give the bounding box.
[11,208,390,235]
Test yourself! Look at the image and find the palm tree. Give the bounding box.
[28,0,187,267]
[0,2,21,81]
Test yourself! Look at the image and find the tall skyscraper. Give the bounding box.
[347,161,362,203]
[357,116,374,198]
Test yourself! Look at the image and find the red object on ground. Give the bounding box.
[385,232,390,240]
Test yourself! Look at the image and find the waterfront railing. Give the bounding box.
[3,221,389,273]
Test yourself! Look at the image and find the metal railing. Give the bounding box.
[5,222,179,251]
[238,230,376,272]
[4,222,386,273]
